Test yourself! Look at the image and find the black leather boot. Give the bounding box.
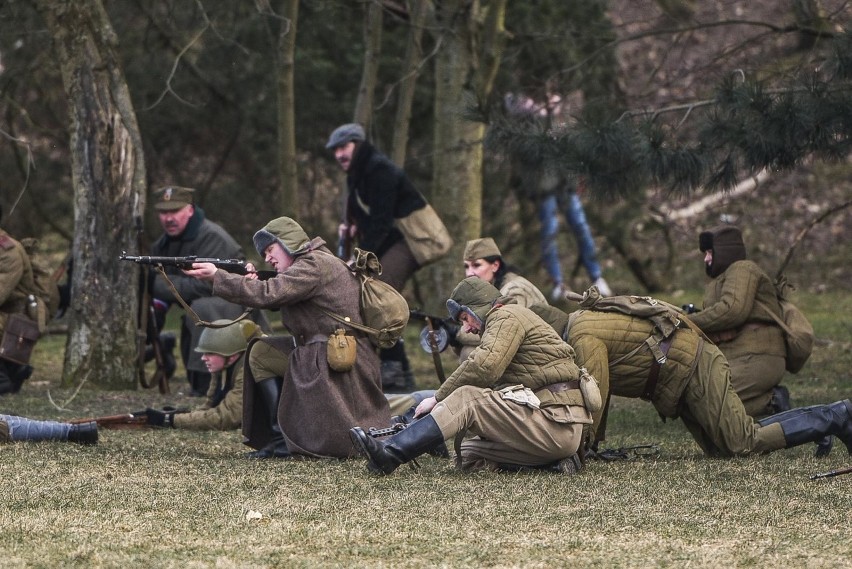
[68,421,99,445]
[758,399,852,454]
[187,370,212,397]
[246,377,291,459]
[350,415,445,475]
[391,407,449,458]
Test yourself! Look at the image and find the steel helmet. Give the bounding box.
[195,319,261,356]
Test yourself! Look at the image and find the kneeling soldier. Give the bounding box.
[350,276,595,475]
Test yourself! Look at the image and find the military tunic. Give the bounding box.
[172,353,245,430]
[150,208,250,374]
[212,238,391,458]
[688,260,786,416]
[567,310,786,456]
[432,302,592,469]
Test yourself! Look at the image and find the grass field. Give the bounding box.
[1,290,850,568]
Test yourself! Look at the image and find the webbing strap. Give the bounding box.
[155,266,252,329]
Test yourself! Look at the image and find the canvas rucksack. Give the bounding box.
[322,248,410,349]
[565,287,704,342]
[755,276,814,373]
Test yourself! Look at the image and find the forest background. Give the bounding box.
[0,0,850,389]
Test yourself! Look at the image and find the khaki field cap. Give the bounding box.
[153,186,195,212]
[463,237,501,261]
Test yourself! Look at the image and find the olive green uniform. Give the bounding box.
[688,260,785,416]
[173,353,245,430]
[455,271,548,361]
[431,279,592,469]
[566,310,786,456]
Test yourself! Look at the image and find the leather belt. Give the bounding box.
[293,334,330,347]
[544,379,581,394]
[642,336,674,400]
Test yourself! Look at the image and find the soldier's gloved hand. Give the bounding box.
[681,303,699,315]
[146,406,183,428]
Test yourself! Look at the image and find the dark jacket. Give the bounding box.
[346,142,426,257]
[150,207,244,303]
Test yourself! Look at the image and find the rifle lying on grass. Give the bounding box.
[810,465,852,480]
[67,407,188,429]
[119,253,276,280]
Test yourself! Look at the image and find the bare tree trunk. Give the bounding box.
[390,0,430,165]
[353,0,384,130]
[427,0,506,305]
[31,0,146,390]
[277,0,299,212]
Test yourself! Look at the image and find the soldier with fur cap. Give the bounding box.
[148,185,265,397]
[184,216,391,459]
[688,225,790,417]
[349,276,593,475]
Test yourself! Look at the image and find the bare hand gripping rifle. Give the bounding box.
[119,253,276,280]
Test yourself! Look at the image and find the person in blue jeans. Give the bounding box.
[539,179,612,300]
[0,414,98,444]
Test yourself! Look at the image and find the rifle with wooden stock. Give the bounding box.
[119,253,275,279]
[67,407,188,429]
[810,465,852,480]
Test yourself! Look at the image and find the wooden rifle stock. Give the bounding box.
[68,412,150,429]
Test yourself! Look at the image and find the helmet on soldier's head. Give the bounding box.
[195,319,261,356]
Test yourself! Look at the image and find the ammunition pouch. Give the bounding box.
[0,313,41,365]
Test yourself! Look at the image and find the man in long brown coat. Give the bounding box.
[350,277,594,475]
[185,216,391,459]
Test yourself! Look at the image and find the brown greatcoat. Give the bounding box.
[212,237,391,458]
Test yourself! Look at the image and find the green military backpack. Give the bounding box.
[322,248,410,349]
[756,276,814,374]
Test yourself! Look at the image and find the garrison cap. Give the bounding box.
[326,123,365,149]
[463,237,501,261]
[153,186,195,212]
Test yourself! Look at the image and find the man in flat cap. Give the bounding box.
[326,123,451,394]
[149,185,263,396]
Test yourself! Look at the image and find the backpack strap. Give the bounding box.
[755,299,792,335]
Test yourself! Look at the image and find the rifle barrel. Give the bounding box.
[810,465,852,479]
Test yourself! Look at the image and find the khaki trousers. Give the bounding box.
[430,385,584,469]
[678,345,786,456]
[248,340,290,382]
